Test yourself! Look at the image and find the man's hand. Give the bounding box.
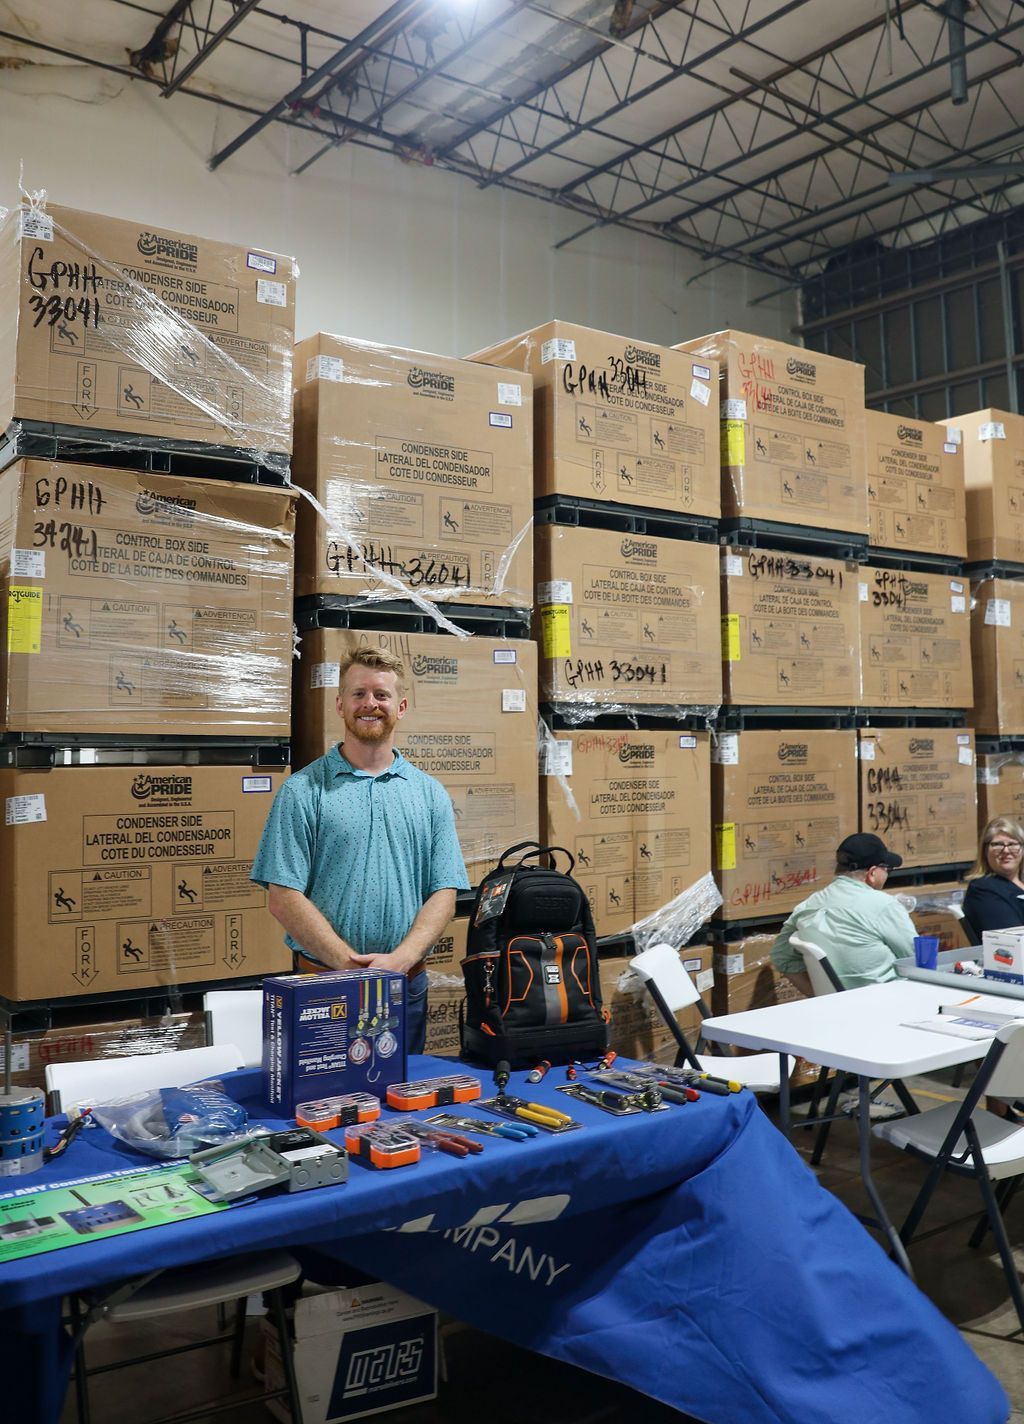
[267,884,360,970]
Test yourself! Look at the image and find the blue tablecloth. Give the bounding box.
[0,1055,1008,1424]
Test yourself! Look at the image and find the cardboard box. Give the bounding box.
[266,1283,438,1424]
[0,764,289,1000]
[858,565,972,709]
[293,629,538,885]
[710,934,820,1086]
[720,546,861,706]
[8,1011,205,1096]
[601,946,713,1064]
[470,320,720,516]
[291,334,533,609]
[888,881,972,954]
[857,728,977,869]
[982,927,1024,984]
[711,730,859,920]
[0,203,294,455]
[941,409,1024,563]
[534,524,721,706]
[970,578,1024,734]
[424,917,468,1059]
[865,410,966,557]
[977,753,1024,833]
[263,969,408,1114]
[674,329,867,531]
[0,460,296,735]
[541,730,711,937]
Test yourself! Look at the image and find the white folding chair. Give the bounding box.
[48,1048,305,1424]
[789,934,844,996]
[204,989,264,1068]
[874,1022,1024,1330]
[629,943,790,1093]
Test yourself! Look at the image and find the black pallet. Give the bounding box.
[543,702,716,731]
[0,419,290,486]
[886,862,970,888]
[294,595,531,641]
[965,561,1024,582]
[709,914,788,940]
[595,928,706,958]
[976,736,1024,754]
[0,976,271,1035]
[716,706,857,731]
[0,734,289,768]
[864,546,965,575]
[855,708,969,727]
[720,518,867,561]
[534,494,718,544]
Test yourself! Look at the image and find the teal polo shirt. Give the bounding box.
[251,744,469,960]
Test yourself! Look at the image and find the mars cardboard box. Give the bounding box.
[0,459,296,735]
[291,334,533,609]
[470,320,720,517]
[534,523,721,707]
[675,329,867,532]
[292,629,538,886]
[0,202,295,455]
[720,545,861,706]
[941,409,1024,563]
[970,578,1024,735]
[263,969,408,1114]
[865,410,966,558]
[0,764,288,1001]
[977,753,1024,833]
[265,1282,438,1424]
[857,728,977,870]
[858,565,972,709]
[982,928,1024,985]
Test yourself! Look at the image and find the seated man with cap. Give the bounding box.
[771,832,916,996]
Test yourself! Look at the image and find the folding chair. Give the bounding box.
[204,989,264,1068]
[874,1022,1024,1330]
[46,1047,305,1424]
[629,943,790,1093]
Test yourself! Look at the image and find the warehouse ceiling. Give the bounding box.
[3,0,1024,285]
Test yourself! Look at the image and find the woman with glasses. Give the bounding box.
[962,817,1024,933]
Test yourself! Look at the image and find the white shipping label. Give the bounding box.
[9,1044,28,1074]
[959,747,975,766]
[719,953,744,977]
[859,582,869,602]
[711,733,739,765]
[678,735,697,749]
[502,689,527,713]
[978,768,1001,785]
[537,580,573,605]
[722,398,747,420]
[497,383,523,406]
[695,968,715,994]
[310,661,340,690]
[256,279,288,307]
[242,775,273,793]
[979,421,1006,441]
[5,793,46,825]
[18,210,52,241]
[10,548,44,577]
[489,412,513,428]
[945,426,962,446]
[721,555,743,577]
[951,595,966,613]
[492,649,517,664]
[541,338,576,364]
[541,742,573,777]
[950,581,964,593]
[306,355,344,383]
[691,363,711,381]
[943,442,958,455]
[986,599,1012,627]
[858,740,877,760]
[246,252,277,274]
[957,733,971,745]
[690,379,711,406]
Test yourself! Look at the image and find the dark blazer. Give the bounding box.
[962,874,1024,935]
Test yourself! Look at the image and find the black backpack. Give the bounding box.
[460,841,608,1068]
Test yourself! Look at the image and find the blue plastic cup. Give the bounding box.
[914,935,940,970]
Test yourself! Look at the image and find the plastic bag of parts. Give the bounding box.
[91,1079,248,1159]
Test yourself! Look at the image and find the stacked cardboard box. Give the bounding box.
[291,334,533,610]
[865,411,966,558]
[470,321,720,516]
[7,1010,206,1096]
[941,410,1024,564]
[720,545,861,706]
[857,728,977,870]
[976,752,1024,832]
[292,628,538,885]
[710,933,820,1086]
[675,330,867,533]
[888,881,973,954]
[540,728,711,938]
[858,565,972,709]
[970,578,1024,734]
[711,730,859,921]
[534,523,721,707]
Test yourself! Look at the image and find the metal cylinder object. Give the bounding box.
[0,1087,46,1175]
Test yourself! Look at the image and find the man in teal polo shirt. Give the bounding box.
[251,645,469,1052]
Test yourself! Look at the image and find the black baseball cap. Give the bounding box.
[836,833,903,871]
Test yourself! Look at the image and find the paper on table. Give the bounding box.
[903,1012,1023,1041]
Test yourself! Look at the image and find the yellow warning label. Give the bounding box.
[7,586,42,654]
[715,823,736,871]
[721,614,740,662]
[540,604,571,659]
[721,419,746,466]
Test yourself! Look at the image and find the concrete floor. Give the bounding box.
[59,1064,1024,1424]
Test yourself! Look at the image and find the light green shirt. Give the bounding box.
[771,875,916,990]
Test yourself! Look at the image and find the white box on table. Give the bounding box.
[983,928,1024,984]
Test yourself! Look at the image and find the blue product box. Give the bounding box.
[263,969,407,1114]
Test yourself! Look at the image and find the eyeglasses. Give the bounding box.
[989,841,1022,853]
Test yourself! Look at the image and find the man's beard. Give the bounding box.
[343,708,394,743]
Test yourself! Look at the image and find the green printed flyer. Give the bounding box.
[0,1163,231,1261]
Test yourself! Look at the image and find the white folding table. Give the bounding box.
[701,978,1019,1274]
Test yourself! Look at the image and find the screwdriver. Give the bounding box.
[527,1060,551,1084]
